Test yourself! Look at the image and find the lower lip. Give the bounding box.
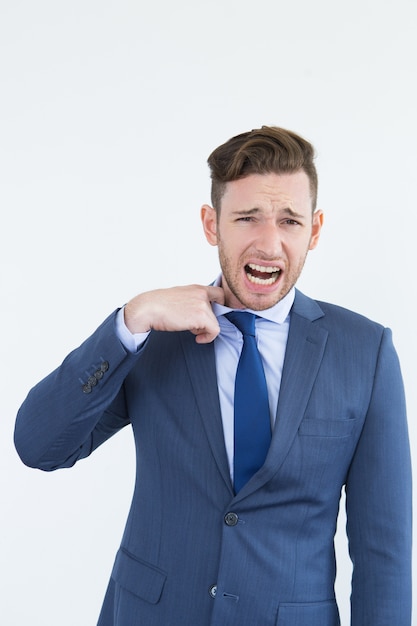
[244,270,282,292]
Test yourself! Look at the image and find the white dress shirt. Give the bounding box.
[115,279,294,480]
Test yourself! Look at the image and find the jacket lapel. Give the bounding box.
[234,290,329,500]
[179,332,234,495]
[179,291,329,500]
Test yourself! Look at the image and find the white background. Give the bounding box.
[1,1,415,624]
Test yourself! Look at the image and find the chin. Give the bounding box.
[244,280,295,310]
[247,297,280,311]
[232,291,283,311]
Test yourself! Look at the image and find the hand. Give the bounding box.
[124,285,225,344]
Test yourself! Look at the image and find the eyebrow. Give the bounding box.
[231,208,261,216]
[231,207,305,220]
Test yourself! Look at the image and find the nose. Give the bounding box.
[254,221,282,258]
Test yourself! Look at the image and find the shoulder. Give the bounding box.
[293,289,386,342]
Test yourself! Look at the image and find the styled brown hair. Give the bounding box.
[207,125,318,211]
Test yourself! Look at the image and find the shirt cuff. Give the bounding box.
[115,307,150,353]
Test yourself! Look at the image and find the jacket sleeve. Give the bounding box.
[14,310,141,471]
[346,327,412,625]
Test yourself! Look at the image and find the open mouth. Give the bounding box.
[245,263,282,285]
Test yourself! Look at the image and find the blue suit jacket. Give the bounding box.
[14,290,412,626]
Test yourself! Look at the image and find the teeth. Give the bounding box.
[245,263,281,285]
[247,273,278,285]
[248,263,280,273]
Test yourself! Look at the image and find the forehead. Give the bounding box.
[221,171,312,211]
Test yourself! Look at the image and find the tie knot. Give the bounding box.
[226,311,256,337]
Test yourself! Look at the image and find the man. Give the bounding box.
[15,126,412,625]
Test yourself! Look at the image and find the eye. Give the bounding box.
[283,219,301,226]
[236,216,255,222]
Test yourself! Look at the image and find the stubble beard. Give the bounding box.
[218,243,308,311]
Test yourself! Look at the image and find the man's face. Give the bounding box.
[201,171,323,310]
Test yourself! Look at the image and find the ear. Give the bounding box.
[309,209,324,250]
[201,204,218,246]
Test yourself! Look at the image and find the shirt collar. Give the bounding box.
[211,274,295,325]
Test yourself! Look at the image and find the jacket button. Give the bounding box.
[208,584,217,598]
[87,376,98,387]
[100,361,109,372]
[82,383,92,394]
[224,512,238,526]
[94,370,104,380]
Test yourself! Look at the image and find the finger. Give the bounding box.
[206,286,225,305]
[194,330,219,344]
[190,316,221,343]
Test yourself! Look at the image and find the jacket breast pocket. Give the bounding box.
[294,418,359,482]
[276,599,340,625]
[298,417,358,438]
[112,547,167,605]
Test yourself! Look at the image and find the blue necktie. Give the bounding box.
[226,312,271,492]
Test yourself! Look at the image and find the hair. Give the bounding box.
[207,125,318,211]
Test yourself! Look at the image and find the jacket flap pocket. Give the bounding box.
[112,548,167,604]
[277,599,339,625]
